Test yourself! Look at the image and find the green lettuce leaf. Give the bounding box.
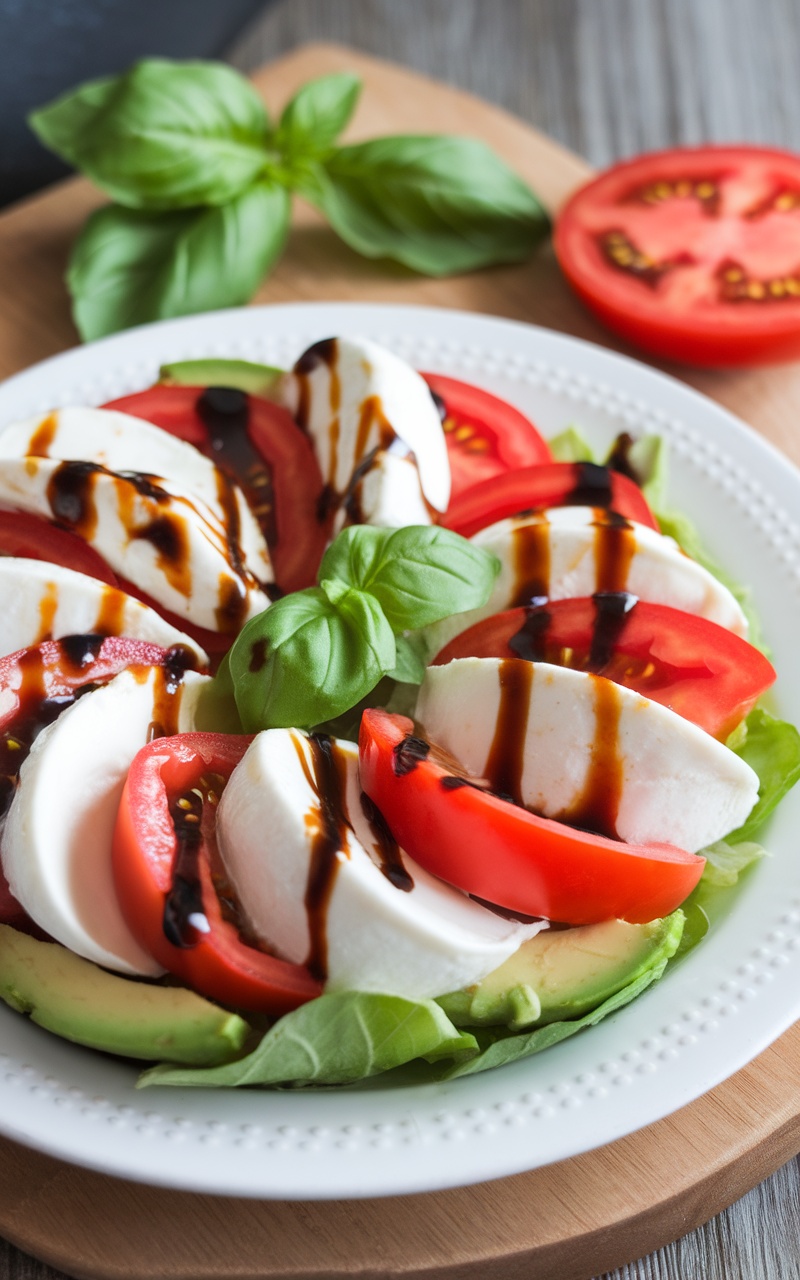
[437,963,668,1079]
[726,708,800,842]
[138,991,477,1089]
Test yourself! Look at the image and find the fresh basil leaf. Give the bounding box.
[319,524,501,631]
[726,709,800,842]
[388,633,428,685]
[306,135,550,275]
[30,59,272,210]
[228,586,395,731]
[159,358,284,396]
[68,182,290,340]
[276,73,361,159]
[138,991,477,1088]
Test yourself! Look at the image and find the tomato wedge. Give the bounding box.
[443,461,659,538]
[112,733,322,1015]
[421,373,551,501]
[0,511,118,585]
[434,595,775,739]
[0,636,189,931]
[359,709,704,926]
[556,145,800,367]
[103,385,329,592]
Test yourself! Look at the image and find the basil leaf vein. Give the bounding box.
[68,182,290,341]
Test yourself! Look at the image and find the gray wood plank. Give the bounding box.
[4,0,800,1277]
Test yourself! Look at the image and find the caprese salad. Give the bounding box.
[0,335,796,1089]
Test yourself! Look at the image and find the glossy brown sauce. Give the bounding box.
[197,386,278,566]
[558,674,624,838]
[604,432,638,482]
[0,637,109,819]
[27,412,58,458]
[483,659,533,806]
[392,734,431,776]
[93,585,127,637]
[47,461,101,540]
[162,783,208,947]
[359,791,413,892]
[36,580,59,643]
[146,645,193,741]
[569,461,615,508]
[299,732,351,983]
[510,513,550,606]
[215,573,248,634]
[249,636,268,673]
[293,337,338,433]
[593,509,636,592]
[588,591,638,668]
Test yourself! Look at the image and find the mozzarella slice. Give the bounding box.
[0,558,207,663]
[216,730,544,1000]
[416,657,759,854]
[428,506,748,653]
[282,336,451,522]
[0,458,271,633]
[1,666,210,976]
[0,406,272,585]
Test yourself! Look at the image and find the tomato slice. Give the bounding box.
[0,636,189,932]
[555,145,800,367]
[421,373,551,501]
[442,461,659,539]
[112,733,322,1015]
[434,595,776,740]
[359,709,704,926]
[0,511,118,585]
[103,385,329,592]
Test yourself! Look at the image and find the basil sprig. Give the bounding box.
[227,524,500,731]
[30,61,550,341]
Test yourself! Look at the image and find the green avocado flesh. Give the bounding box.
[0,925,250,1064]
[159,358,284,396]
[438,912,685,1031]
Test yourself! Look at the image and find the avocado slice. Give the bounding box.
[438,912,684,1031]
[0,925,250,1064]
[159,358,284,397]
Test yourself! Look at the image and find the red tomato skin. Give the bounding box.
[420,373,552,500]
[0,637,190,935]
[555,145,800,368]
[359,710,704,926]
[434,599,776,739]
[103,386,328,592]
[112,733,322,1015]
[0,511,118,586]
[443,462,659,539]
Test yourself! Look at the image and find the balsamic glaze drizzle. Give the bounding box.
[163,785,209,948]
[303,733,351,982]
[392,735,431,776]
[360,791,414,892]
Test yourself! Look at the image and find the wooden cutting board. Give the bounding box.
[1,41,800,1280]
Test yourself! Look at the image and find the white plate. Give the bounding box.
[1,302,799,1200]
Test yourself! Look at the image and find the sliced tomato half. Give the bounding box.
[555,145,800,367]
[443,461,659,539]
[421,373,552,501]
[434,595,776,740]
[0,511,118,585]
[103,385,329,592]
[0,636,187,930]
[359,709,705,926]
[112,733,322,1015]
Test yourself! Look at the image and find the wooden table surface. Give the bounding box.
[2,1,800,1278]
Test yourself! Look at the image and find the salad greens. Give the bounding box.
[226,524,500,731]
[29,62,550,341]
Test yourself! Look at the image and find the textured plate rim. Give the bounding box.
[0,301,798,1200]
